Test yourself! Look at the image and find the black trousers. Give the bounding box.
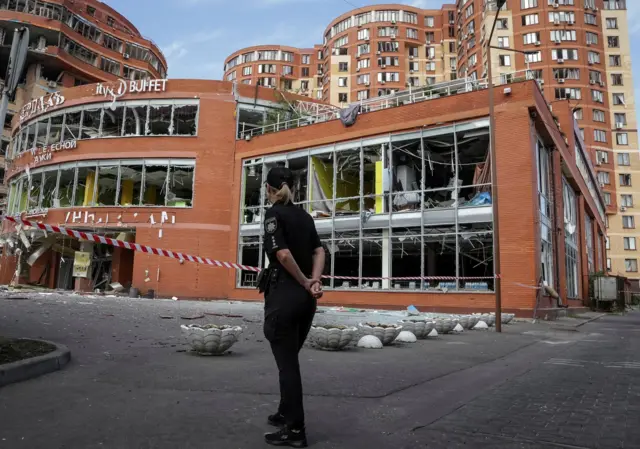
[264,278,317,429]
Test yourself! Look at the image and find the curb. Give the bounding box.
[0,340,71,388]
[575,313,607,328]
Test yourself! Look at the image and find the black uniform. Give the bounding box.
[262,200,321,430]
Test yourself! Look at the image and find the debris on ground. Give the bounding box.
[180,314,205,320]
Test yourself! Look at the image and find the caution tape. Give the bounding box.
[1,215,500,282]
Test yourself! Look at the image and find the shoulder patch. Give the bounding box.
[265,217,278,234]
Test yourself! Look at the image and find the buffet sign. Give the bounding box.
[95,78,168,102]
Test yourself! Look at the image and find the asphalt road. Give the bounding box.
[0,293,638,449]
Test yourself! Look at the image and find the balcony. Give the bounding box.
[238,69,542,140]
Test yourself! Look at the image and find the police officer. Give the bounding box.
[259,166,325,448]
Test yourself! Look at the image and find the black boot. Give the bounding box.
[264,426,308,447]
[268,412,286,427]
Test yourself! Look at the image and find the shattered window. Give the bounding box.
[287,155,309,210]
[242,163,263,224]
[167,163,194,207]
[41,169,58,209]
[47,114,64,146]
[173,104,198,136]
[80,108,102,139]
[57,167,76,207]
[391,228,422,289]
[17,178,28,213]
[147,104,172,136]
[63,110,82,140]
[119,164,143,206]
[25,123,36,151]
[101,106,125,137]
[123,105,148,136]
[335,146,361,215]
[28,172,43,210]
[239,236,261,287]
[35,118,49,148]
[142,163,168,206]
[96,164,119,206]
[333,232,360,289]
[75,166,97,206]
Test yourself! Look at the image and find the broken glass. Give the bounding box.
[80,108,102,139]
[309,152,334,218]
[96,165,118,206]
[335,147,361,215]
[422,231,457,290]
[25,123,36,151]
[146,104,172,136]
[101,106,125,138]
[167,163,194,207]
[361,230,384,289]
[35,118,49,148]
[391,228,422,289]
[28,172,43,210]
[63,110,82,140]
[142,164,168,206]
[332,232,360,289]
[243,164,262,224]
[47,113,64,146]
[57,166,76,207]
[17,178,28,213]
[287,155,309,209]
[123,105,148,136]
[118,165,143,206]
[75,166,97,206]
[238,236,260,288]
[172,104,198,136]
[41,168,58,209]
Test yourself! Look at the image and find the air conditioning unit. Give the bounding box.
[381,80,386,84]
[600,81,605,87]
[410,69,414,73]
[559,78,565,84]
[535,41,541,46]
[555,39,561,44]
[391,35,396,40]
[568,20,574,25]
[409,55,414,60]
[554,19,560,25]
[553,2,559,8]
[557,58,564,64]
[391,19,396,24]
[365,82,370,86]
[616,123,624,129]
[588,61,593,65]
[381,64,386,68]
[123,53,130,59]
[621,206,627,212]
[596,159,602,166]
[377,51,381,55]
[590,80,596,85]
[356,67,360,72]
[587,42,591,46]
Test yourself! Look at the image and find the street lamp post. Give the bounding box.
[487,0,507,332]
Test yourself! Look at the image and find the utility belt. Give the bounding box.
[257,266,281,295]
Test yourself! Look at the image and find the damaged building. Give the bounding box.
[0,77,606,316]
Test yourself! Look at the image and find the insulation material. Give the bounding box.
[310,157,333,214]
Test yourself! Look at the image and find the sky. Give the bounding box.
[103,0,640,98]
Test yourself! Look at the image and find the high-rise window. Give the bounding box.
[618,153,631,166]
[617,133,629,145]
[522,0,538,9]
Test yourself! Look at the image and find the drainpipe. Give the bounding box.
[549,146,563,307]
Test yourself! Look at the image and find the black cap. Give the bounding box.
[266,166,294,189]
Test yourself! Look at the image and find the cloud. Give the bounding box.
[161,30,224,78]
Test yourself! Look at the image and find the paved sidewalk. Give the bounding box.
[0,293,636,448]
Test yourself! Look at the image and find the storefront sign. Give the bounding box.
[73,251,92,278]
[29,139,78,165]
[95,79,168,102]
[19,91,65,123]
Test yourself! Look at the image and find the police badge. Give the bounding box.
[265,217,277,234]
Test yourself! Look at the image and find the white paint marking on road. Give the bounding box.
[540,340,572,345]
[446,342,469,345]
[545,361,584,367]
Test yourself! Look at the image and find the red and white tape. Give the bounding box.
[1,215,499,282]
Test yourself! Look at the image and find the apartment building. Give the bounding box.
[224,4,458,107]
[0,0,167,210]
[455,0,637,283]
[224,45,323,100]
